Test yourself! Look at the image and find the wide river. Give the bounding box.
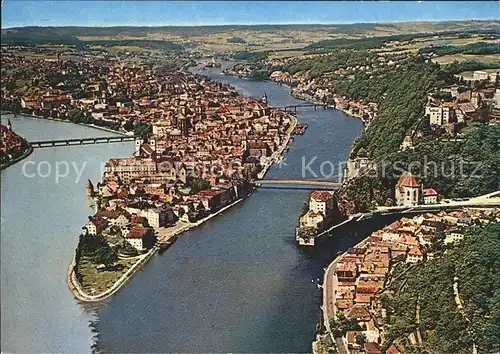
[1,70,383,353]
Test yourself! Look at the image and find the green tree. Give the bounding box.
[188,176,211,194]
[94,244,118,268]
[134,122,152,139]
[355,333,367,347]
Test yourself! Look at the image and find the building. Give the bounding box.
[425,105,454,126]
[104,157,157,184]
[299,210,325,229]
[444,229,465,245]
[406,246,424,263]
[364,342,382,354]
[473,70,489,81]
[400,135,413,150]
[83,216,108,236]
[395,172,422,207]
[124,226,156,250]
[309,190,335,216]
[344,157,373,180]
[124,206,174,228]
[423,188,438,204]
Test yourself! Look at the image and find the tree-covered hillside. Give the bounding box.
[381,223,500,354]
[419,42,500,56]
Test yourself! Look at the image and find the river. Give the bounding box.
[1,71,374,353]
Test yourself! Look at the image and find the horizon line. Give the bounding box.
[3,18,500,30]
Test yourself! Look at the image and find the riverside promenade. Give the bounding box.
[68,246,157,302]
[322,238,370,354]
[257,115,297,179]
[68,192,253,303]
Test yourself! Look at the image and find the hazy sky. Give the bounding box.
[2,1,499,28]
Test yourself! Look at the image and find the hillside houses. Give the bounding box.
[426,85,486,127]
[330,208,500,352]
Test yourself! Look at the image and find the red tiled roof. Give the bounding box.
[396,172,421,188]
[126,227,149,239]
[347,304,372,322]
[386,343,404,354]
[311,190,334,202]
[423,188,438,196]
[365,342,382,354]
[408,246,423,257]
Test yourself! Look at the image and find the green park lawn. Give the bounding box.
[77,256,139,295]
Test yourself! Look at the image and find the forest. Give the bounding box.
[285,50,376,78]
[419,42,500,56]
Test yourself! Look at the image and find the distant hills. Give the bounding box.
[2,20,499,52]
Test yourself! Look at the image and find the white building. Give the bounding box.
[299,210,325,229]
[309,190,335,216]
[444,230,465,245]
[425,105,454,126]
[395,172,422,207]
[104,157,157,184]
[406,246,424,263]
[473,71,489,81]
[423,188,439,205]
[124,226,154,250]
[109,214,130,228]
[345,157,373,181]
[82,217,108,236]
[400,135,414,150]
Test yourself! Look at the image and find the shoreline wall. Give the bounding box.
[2,111,129,136]
[0,143,34,171]
[68,192,253,303]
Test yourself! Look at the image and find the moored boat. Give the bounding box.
[158,235,178,254]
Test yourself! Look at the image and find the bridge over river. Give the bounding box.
[29,135,137,148]
[257,178,341,190]
[269,102,329,112]
[316,190,500,239]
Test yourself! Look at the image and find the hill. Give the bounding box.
[381,223,500,354]
[2,20,499,52]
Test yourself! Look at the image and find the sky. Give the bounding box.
[1,1,499,28]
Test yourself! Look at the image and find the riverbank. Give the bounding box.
[12,112,129,136]
[0,143,33,171]
[257,114,297,179]
[68,191,254,303]
[289,90,370,127]
[158,191,254,243]
[68,246,157,302]
[219,73,370,127]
